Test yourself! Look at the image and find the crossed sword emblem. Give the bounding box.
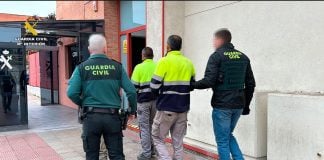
[0,50,13,70]
[24,19,38,36]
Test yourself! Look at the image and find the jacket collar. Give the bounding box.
[89,54,107,59]
[143,59,153,63]
[166,50,182,56]
[216,43,235,52]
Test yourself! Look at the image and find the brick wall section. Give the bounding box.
[28,52,40,87]
[56,1,120,61]
[28,51,58,90]
[55,1,121,108]
[104,1,120,61]
[58,38,78,108]
[56,1,104,20]
[0,13,29,21]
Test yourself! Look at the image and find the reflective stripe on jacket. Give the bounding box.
[131,59,157,103]
[150,51,195,113]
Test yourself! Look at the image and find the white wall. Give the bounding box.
[268,94,324,160]
[149,1,324,159]
[178,1,324,159]
[146,1,163,60]
[184,1,324,93]
[164,1,185,46]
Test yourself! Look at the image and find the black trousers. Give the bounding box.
[82,112,125,160]
[2,93,12,111]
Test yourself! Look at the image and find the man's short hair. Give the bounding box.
[167,35,182,51]
[214,28,232,43]
[88,34,107,53]
[142,47,154,59]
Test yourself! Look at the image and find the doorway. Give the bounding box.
[120,29,146,75]
[131,31,146,71]
[119,29,146,110]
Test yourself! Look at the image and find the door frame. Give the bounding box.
[119,25,146,75]
[117,1,147,75]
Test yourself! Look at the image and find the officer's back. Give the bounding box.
[67,34,136,160]
[210,43,252,108]
[193,29,255,160]
[77,55,126,108]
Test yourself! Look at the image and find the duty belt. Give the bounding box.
[85,107,119,115]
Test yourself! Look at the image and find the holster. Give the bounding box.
[119,109,129,130]
[78,106,88,124]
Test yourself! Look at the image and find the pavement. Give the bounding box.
[0,95,212,160]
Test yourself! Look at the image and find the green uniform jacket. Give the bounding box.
[66,54,137,112]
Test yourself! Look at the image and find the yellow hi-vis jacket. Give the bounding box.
[131,59,157,103]
[150,51,195,112]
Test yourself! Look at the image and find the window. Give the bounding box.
[0,26,21,43]
[120,1,146,31]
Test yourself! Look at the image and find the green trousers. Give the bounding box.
[82,113,125,160]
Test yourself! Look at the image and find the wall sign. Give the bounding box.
[123,39,128,54]
[0,49,13,70]
[15,17,48,46]
[24,19,38,36]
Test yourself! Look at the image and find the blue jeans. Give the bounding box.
[212,108,244,160]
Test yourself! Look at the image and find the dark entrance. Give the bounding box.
[0,20,104,130]
[131,36,146,70]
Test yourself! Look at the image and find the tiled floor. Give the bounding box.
[0,133,62,160]
[27,95,81,132]
[0,128,211,160]
[0,95,212,160]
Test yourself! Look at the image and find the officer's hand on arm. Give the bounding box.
[190,62,196,91]
[66,67,82,106]
[121,67,137,114]
[194,53,220,89]
[190,77,196,91]
[242,62,256,115]
[242,105,251,115]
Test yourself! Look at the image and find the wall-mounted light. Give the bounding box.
[57,39,63,46]
[93,0,98,12]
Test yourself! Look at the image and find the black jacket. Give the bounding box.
[194,43,255,114]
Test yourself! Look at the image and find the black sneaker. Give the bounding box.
[151,151,157,158]
[137,153,151,160]
[151,146,158,158]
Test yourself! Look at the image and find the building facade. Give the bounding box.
[0,13,30,21]
[54,1,324,160]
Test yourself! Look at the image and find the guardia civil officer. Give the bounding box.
[67,34,137,160]
[193,29,256,160]
[151,35,195,160]
[131,47,157,160]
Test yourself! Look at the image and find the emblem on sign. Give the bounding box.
[24,19,38,36]
[0,50,13,70]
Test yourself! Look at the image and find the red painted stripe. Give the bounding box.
[120,25,146,35]
[126,33,132,75]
